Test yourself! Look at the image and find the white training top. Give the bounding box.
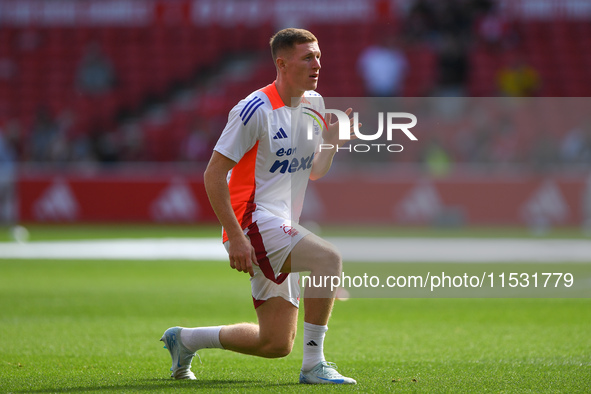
[213,81,324,242]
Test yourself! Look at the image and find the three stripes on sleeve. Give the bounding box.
[240,96,265,126]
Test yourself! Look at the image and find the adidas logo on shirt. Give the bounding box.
[273,128,288,140]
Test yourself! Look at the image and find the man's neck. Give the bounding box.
[275,78,304,107]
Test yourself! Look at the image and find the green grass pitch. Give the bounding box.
[1,225,590,392]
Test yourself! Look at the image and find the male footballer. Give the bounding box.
[161,28,356,385]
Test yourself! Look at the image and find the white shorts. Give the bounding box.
[224,210,310,309]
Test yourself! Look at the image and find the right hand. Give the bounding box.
[228,234,258,277]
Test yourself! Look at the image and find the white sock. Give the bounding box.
[302,322,328,371]
[180,326,224,352]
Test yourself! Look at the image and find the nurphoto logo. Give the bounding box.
[305,109,418,153]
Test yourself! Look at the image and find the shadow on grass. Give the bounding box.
[21,378,301,392]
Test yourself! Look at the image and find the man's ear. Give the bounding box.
[276,55,287,71]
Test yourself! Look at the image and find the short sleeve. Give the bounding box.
[214,96,266,163]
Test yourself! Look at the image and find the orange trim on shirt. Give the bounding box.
[259,81,285,110]
[222,83,283,243]
[222,141,259,243]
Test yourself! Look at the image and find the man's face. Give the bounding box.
[282,41,321,93]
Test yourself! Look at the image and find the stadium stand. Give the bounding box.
[0,0,591,163]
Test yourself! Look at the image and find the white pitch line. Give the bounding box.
[0,238,590,263]
[329,237,591,263]
[0,239,227,261]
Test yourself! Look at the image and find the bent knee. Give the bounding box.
[321,245,342,274]
[292,235,342,274]
[260,340,294,358]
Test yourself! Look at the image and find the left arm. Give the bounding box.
[309,145,337,181]
[309,108,358,180]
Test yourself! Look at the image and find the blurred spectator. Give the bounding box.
[489,115,518,165]
[29,108,59,161]
[404,0,438,42]
[454,107,493,162]
[405,0,479,44]
[62,111,98,165]
[27,108,84,163]
[560,120,591,164]
[497,56,540,97]
[434,34,468,96]
[0,124,17,224]
[475,5,513,50]
[0,124,16,167]
[357,36,408,97]
[50,109,77,163]
[529,130,558,172]
[120,123,145,161]
[433,1,472,39]
[180,117,215,161]
[467,128,493,163]
[70,134,96,163]
[89,124,121,164]
[422,139,452,177]
[90,127,120,164]
[75,42,116,95]
[1,120,23,160]
[47,130,69,163]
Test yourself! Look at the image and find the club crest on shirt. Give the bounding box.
[280,224,299,237]
[313,122,320,135]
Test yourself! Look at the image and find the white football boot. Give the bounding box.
[160,326,197,380]
[299,361,357,384]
